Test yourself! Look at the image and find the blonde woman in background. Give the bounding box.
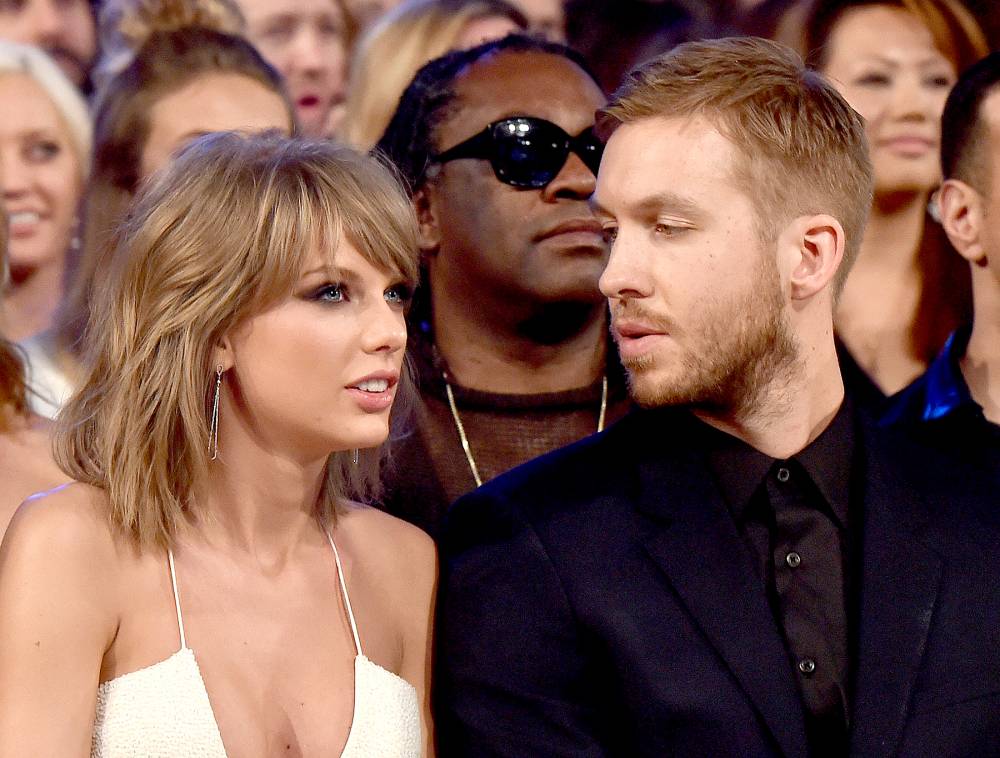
[0,132,435,756]
[339,0,526,151]
[0,42,90,342]
[799,0,988,397]
[21,6,294,419]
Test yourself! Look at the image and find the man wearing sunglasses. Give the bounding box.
[376,35,630,539]
[434,37,1000,757]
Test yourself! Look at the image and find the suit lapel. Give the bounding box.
[633,431,809,758]
[849,429,943,757]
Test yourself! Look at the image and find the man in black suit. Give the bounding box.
[435,36,1000,757]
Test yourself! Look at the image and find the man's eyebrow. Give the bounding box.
[632,192,703,218]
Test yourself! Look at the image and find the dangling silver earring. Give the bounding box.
[209,365,223,460]
[352,448,359,465]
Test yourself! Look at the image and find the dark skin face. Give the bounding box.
[420,51,608,327]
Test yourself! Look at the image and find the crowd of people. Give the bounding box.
[0,0,997,755]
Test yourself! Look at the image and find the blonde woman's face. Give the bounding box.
[239,0,349,137]
[822,5,956,197]
[0,73,82,276]
[141,73,292,182]
[222,240,409,457]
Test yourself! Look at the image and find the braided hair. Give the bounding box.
[374,33,598,195]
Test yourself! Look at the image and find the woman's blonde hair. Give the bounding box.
[0,41,92,175]
[339,0,526,150]
[55,132,419,550]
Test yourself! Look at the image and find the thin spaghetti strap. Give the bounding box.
[324,528,363,657]
[166,549,188,650]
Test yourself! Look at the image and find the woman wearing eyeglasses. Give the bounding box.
[0,133,435,756]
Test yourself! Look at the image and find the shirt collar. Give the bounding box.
[703,395,855,528]
[922,325,977,421]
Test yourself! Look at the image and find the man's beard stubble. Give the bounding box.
[619,253,800,419]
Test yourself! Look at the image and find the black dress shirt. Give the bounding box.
[703,400,856,756]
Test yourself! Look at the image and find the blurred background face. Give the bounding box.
[453,13,523,49]
[340,0,401,31]
[507,0,565,41]
[821,4,956,197]
[0,72,81,276]
[0,0,95,87]
[140,72,292,181]
[239,0,349,137]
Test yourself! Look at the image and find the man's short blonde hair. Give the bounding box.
[599,36,873,293]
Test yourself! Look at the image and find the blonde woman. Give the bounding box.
[339,0,526,150]
[0,132,435,756]
[0,41,91,342]
[23,10,294,419]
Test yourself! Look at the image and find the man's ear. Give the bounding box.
[782,214,845,301]
[939,179,986,265]
[414,185,442,256]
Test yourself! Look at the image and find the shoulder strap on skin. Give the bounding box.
[167,548,188,650]
[325,528,363,657]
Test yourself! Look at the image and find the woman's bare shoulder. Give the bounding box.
[0,414,69,539]
[1,481,117,567]
[338,502,436,573]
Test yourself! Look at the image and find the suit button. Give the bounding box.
[798,658,816,675]
[777,467,791,483]
[785,551,802,568]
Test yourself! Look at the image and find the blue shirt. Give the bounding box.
[883,326,1000,466]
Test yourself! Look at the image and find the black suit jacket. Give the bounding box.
[436,404,1000,757]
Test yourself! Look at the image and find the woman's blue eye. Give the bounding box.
[315,284,344,302]
[385,284,413,306]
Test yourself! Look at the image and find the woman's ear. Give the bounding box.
[212,335,235,373]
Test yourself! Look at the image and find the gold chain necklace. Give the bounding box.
[442,372,609,487]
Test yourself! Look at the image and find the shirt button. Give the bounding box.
[785,551,802,568]
[798,658,816,675]
[776,467,791,483]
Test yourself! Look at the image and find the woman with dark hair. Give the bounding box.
[799,0,988,396]
[0,132,433,755]
[21,5,295,419]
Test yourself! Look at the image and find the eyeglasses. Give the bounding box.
[432,116,604,189]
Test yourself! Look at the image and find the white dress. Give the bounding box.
[91,532,422,757]
[18,330,73,419]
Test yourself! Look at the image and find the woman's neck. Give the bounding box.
[193,413,330,568]
[3,262,64,342]
[859,191,930,269]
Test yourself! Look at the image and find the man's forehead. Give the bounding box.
[450,50,600,111]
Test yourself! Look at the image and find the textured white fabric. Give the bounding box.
[18,330,74,419]
[92,649,226,757]
[91,536,422,757]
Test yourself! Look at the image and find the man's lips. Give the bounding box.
[612,319,670,360]
[535,218,604,242]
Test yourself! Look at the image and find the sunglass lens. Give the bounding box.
[493,120,566,188]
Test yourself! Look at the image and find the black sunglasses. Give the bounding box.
[432,116,604,189]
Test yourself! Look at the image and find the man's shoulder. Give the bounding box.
[442,406,693,545]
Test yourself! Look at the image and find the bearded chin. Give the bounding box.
[622,261,800,417]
